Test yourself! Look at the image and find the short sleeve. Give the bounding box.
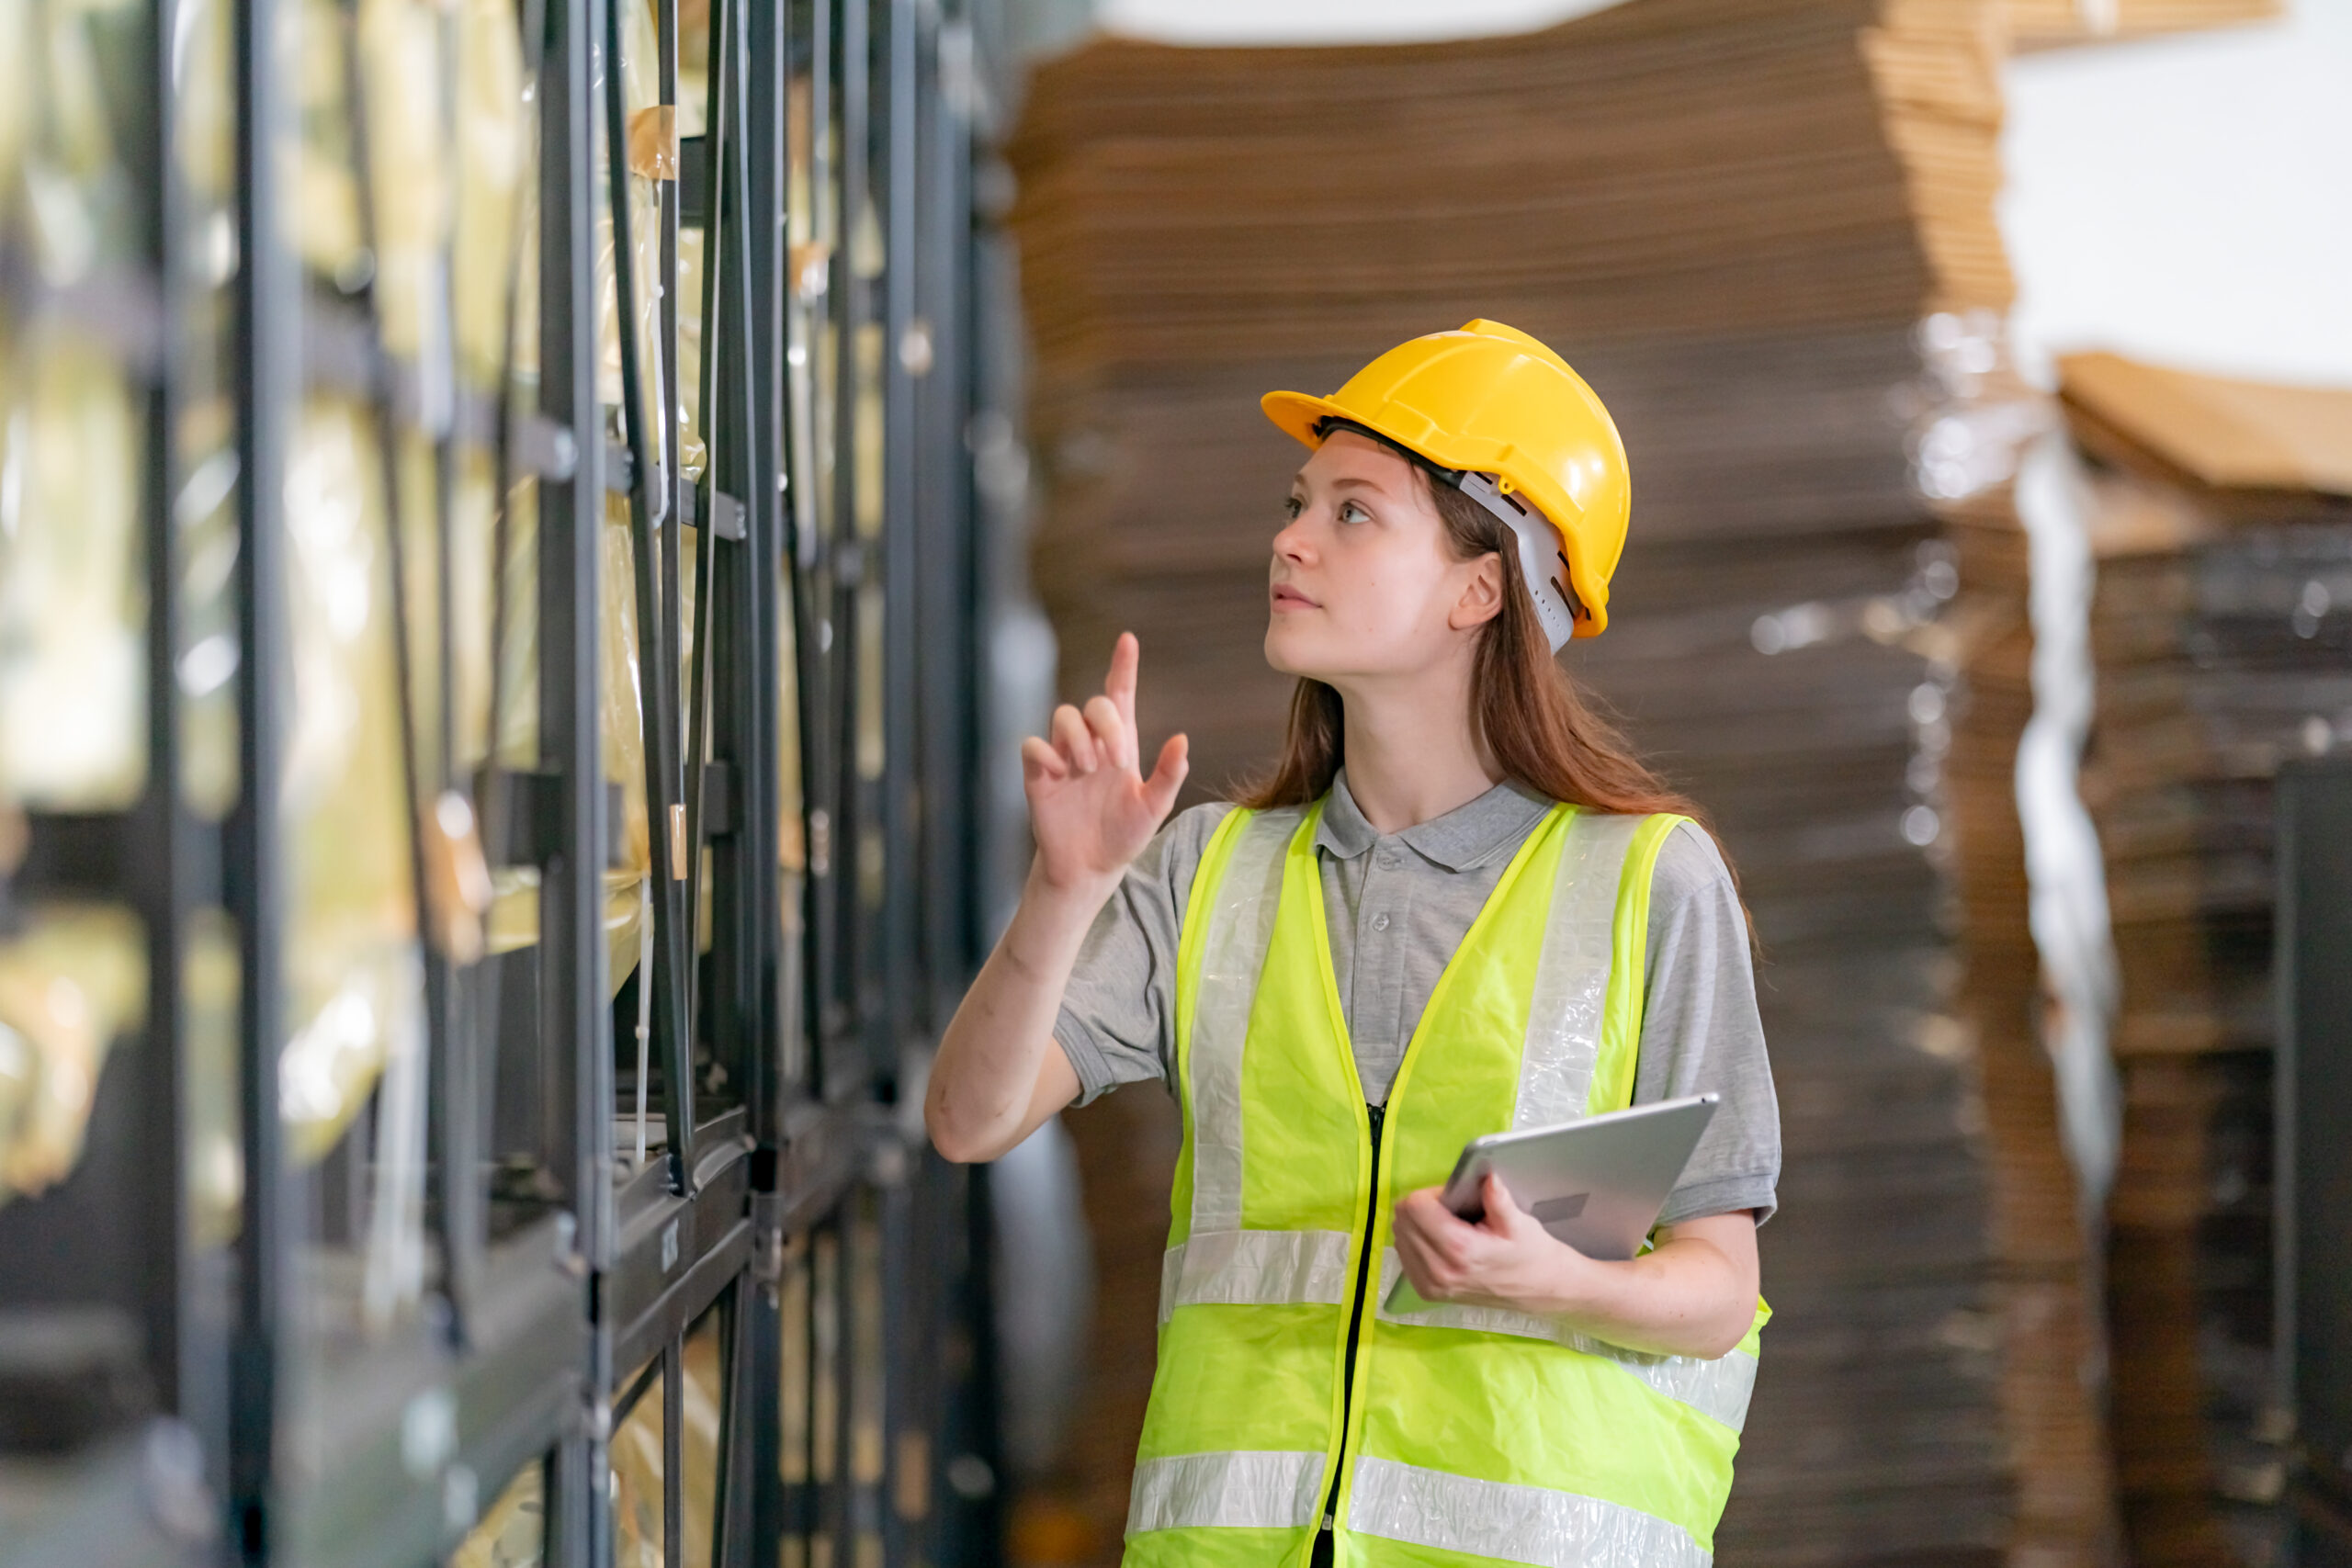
[1634,821,1782,1226]
[1053,801,1236,1106]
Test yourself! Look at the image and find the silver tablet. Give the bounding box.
[1384,1093,1719,1314]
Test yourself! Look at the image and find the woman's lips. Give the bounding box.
[1271,583,1318,610]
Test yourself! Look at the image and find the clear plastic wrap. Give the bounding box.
[600,501,653,991]
[289,0,365,280]
[595,0,663,452]
[0,0,149,814]
[450,0,526,390]
[356,0,451,368]
[449,1459,546,1568]
[277,397,424,1168]
[610,1362,664,1568]
[0,329,147,809]
[0,905,144,1208]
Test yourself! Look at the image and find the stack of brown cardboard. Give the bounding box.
[2057,353,2352,1566]
[1868,4,2131,1562]
[1012,3,2020,1562]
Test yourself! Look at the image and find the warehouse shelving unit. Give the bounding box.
[0,0,1011,1562]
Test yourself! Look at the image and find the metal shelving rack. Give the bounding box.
[0,0,1012,1560]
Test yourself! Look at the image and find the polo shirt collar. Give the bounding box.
[1315,767,1553,873]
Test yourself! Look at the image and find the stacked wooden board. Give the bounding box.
[2059,355,2352,1567]
[1010,2,2022,1562]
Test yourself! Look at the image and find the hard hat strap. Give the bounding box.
[1451,470,1581,654]
[1314,416,1584,651]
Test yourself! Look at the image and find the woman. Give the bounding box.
[927,320,1779,1568]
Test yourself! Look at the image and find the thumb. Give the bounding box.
[1481,1172,1527,1234]
[1140,732,1190,819]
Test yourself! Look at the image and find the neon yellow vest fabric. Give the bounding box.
[1124,799,1768,1568]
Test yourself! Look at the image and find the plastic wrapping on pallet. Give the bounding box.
[607,1317,722,1568]
[289,0,364,280]
[0,330,146,809]
[450,1460,546,1568]
[277,397,424,1167]
[452,0,526,390]
[0,0,150,814]
[0,906,144,1209]
[601,499,653,990]
[596,0,662,443]
[357,0,453,368]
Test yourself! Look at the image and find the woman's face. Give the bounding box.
[1265,429,1501,683]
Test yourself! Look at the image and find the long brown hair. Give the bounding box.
[1238,468,1734,876]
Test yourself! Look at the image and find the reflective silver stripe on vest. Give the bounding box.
[1513,812,1643,1131]
[1127,1450,1327,1535]
[1346,1455,1712,1568]
[1184,808,1305,1238]
[1373,1253,1759,1433]
[1159,1228,1354,1325]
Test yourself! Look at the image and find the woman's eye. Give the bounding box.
[1338,501,1369,525]
[1283,495,1304,520]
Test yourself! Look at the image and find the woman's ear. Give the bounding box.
[1447,552,1506,633]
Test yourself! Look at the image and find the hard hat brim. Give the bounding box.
[1260,389,1348,453]
[1258,388,1611,637]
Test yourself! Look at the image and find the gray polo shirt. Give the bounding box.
[1054,770,1781,1226]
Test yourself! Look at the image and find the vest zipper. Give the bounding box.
[1316,1100,1385,1559]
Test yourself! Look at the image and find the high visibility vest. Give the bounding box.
[1125,798,1768,1568]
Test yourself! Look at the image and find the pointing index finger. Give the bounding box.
[1107,632,1139,734]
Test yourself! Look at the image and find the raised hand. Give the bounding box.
[1020,632,1189,898]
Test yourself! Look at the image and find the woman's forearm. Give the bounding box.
[1530,1216,1759,1359]
[923,864,1111,1163]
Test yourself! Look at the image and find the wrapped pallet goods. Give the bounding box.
[0,333,146,810]
[277,398,425,1172]
[0,908,144,1209]
[0,0,154,1213]
[2053,354,2351,1567]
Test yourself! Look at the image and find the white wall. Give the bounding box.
[1999,0,2352,389]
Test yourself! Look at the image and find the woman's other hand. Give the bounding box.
[1393,1173,1602,1316]
[1021,632,1189,899]
[1391,1173,1759,1360]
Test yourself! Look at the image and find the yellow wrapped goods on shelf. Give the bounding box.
[610,1361,663,1568]
[0,328,147,810]
[1,0,142,279]
[289,0,364,281]
[607,1313,722,1568]
[595,0,664,445]
[183,909,242,1248]
[450,1459,546,1568]
[479,493,654,995]
[0,0,27,208]
[600,500,652,992]
[451,0,526,389]
[278,397,424,1168]
[0,905,144,1210]
[356,0,452,367]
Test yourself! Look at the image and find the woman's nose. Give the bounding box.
[1273,513,1315,563]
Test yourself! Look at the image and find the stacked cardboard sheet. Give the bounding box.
[1867,3,2152,1558]
[2060,354,2352,1567]
[1012,3,2026,1562]
[2001,0,2278,46]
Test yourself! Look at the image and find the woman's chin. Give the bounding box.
[1263,624,1313,678]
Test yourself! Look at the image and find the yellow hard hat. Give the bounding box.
[1261,319,1630,643]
